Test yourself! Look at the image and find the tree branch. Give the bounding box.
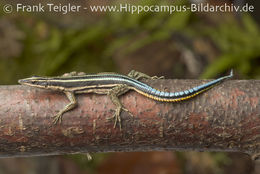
[0,79,259,159]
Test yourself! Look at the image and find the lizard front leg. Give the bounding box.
[52,91,77,124]
[52,71,85,124]
[62,71,86,77]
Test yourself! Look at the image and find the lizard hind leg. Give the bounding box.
[107,84,133,130]
[128,70,164,80]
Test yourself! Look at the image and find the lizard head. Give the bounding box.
[18,76,49,89]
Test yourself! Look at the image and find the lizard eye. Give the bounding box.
[41,81,48,87]
[30,80,37,84]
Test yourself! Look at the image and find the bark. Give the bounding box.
[0,79,259,159]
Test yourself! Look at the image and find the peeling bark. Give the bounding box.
[0,80,259,159]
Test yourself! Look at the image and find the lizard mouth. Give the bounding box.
[18,78,49,89]
[18,78,37,85]
[18,78,28,84]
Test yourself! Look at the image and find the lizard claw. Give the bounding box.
[106,107,122,130]
[52,113,62,124]
[106,106,133,130]
[151,76,165,79]
[122,107,133,117]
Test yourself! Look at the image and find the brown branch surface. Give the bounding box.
[0,80,259,159]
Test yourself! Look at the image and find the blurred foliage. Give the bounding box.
[0,0,193,84]
[1,0,259,85]
[210,152,232,174]
[201,14,260,79]
[66,153,108,173]
[176,152,232,174]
